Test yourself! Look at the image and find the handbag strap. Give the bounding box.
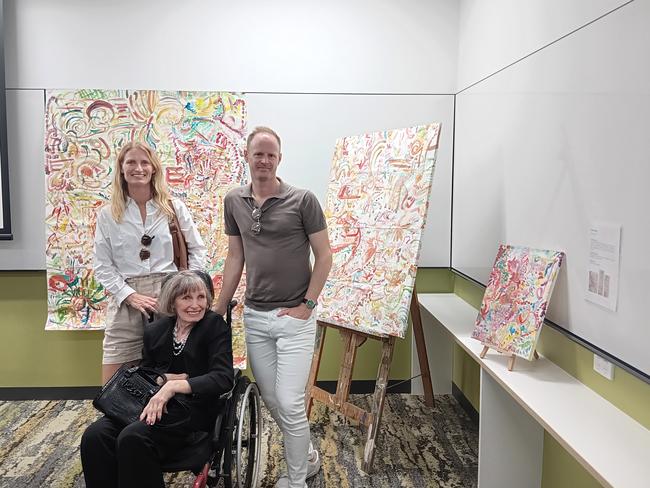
[135,366,167,387]
[167,200,189,270]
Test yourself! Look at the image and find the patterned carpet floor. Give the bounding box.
[0,394,478,487]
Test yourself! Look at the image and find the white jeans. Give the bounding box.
[244,306,317,488]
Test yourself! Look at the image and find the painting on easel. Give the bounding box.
[318,123,442,338]
[472,244,564,366]
[307,123,441,472]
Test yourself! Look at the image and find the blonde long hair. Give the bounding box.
[110,141,174,222]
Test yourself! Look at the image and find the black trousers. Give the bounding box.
[80,416,193,488]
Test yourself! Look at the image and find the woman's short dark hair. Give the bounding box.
[158,270,213,316]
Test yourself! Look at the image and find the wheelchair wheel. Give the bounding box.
[235,381,262,488]
[222,377,262,488]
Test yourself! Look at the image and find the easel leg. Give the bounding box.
[362,336,396,473]
[480,345,489,358]
[533,350,539,360]
[410,287,434,407]
[305,322,327,418]
[508,355,516,371]
[334,330,363,408]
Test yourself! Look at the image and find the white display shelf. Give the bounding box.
[418,293,650,488]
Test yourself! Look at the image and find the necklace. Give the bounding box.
[172,322,192,356]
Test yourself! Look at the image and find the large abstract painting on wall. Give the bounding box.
[471,244,564,360]
[44,89,248,367]
[318,123,441,338]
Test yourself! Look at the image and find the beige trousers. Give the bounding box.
[102,273,168,364]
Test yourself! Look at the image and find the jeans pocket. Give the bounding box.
[287,314,309,322]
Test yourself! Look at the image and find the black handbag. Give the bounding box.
[93,365,189,427]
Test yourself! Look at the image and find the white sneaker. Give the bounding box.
[275,443,321,487]
[306,447,321,479]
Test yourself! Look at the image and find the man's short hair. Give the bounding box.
[247,126,281,151]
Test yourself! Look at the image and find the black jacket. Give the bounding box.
[141,310,234,430]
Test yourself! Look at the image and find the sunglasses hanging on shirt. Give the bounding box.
[251,207,262,235]
[139,234,155,260]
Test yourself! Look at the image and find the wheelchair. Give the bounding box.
[159,282,263,488]
[161,369,262,488]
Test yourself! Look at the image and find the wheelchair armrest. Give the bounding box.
[218,369,243,401]
[210,370,242,448]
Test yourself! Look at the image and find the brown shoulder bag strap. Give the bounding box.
[168,200,189,271]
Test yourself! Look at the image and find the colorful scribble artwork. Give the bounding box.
[44,89,249,368]
[318,123,441,338]
[471,245,565,360]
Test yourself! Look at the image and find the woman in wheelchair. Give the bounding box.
[81,270,233,488]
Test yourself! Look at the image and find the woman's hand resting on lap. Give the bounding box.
[140,383,175,426]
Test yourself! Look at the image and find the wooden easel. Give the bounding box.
[304,285,433,473]
[479,345,539,371]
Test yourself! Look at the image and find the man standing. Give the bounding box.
[215,127,332,488]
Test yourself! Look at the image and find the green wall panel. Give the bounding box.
[0,268,453,387]
[452,343,480,411]
[541,433,602,488]
[0,272,103,386]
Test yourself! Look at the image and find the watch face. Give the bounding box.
[304,299,316,309]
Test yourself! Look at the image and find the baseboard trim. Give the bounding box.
[452,382,479,426]
[0,386,101,400]
[0,380,411,401]
[316,379,411,395]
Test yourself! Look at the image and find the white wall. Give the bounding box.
[452,0,649,378]
[6,0,459,94]
[456,0,628,91]
[248,94,454,266]
[0,0,458,269]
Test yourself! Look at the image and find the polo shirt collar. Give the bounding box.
[240,178,291,200]
[276,178,291,199]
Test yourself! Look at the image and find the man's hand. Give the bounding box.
[213,305,227,318]
[125,293,158,315]
[277,303,312,320]
[140,382,175,425]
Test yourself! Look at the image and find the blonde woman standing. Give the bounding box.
[94,141,206,384]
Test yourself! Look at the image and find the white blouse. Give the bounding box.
[93,198,207,305]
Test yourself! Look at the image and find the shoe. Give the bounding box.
[274,443,320,487]
[274,475,307,488]
[306,447,321,479]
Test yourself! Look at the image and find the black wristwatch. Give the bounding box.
[302,297,317,310]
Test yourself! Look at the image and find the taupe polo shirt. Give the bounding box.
[223,180,327,311]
